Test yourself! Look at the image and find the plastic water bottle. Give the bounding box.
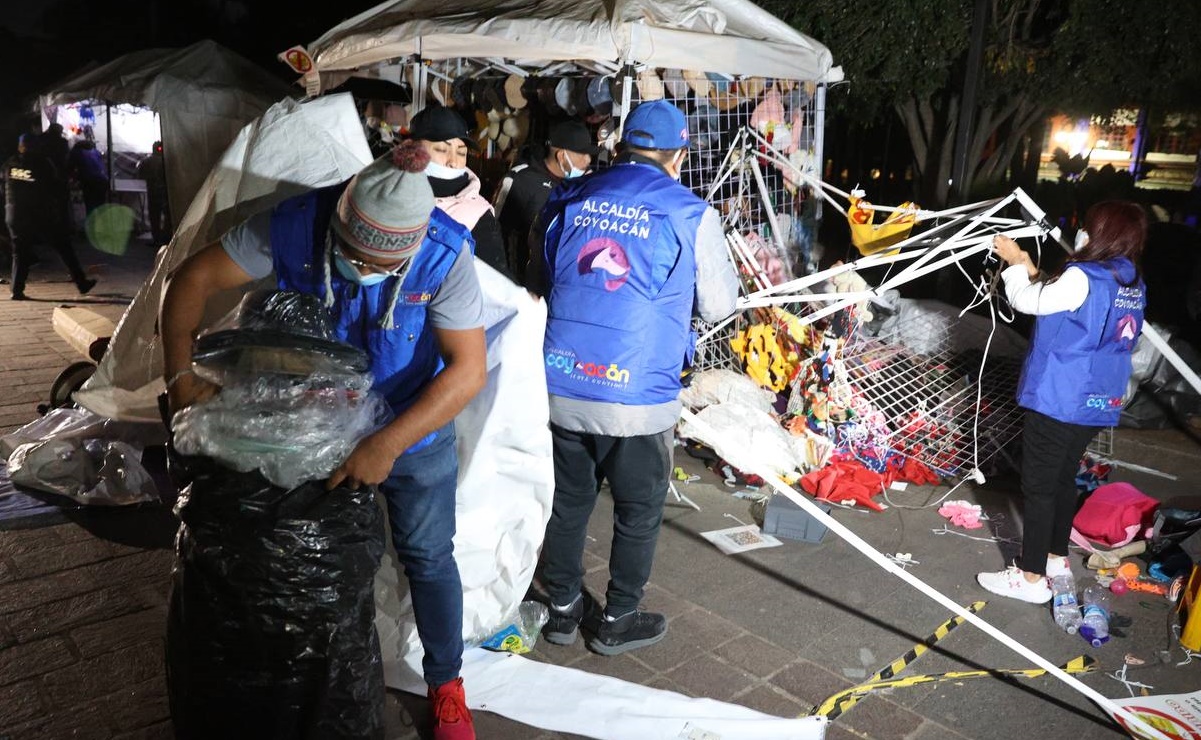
[1050,575,1082,634]
[1080,583,1112,647]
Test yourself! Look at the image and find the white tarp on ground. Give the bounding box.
[38,39,296,226]
[305,0,844,84]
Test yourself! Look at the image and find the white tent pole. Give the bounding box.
[746,152,789,260]
[813,82,827,220]
[677,409,1172,740]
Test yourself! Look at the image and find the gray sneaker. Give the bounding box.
[542,592,599,646]
[588,610,667,656]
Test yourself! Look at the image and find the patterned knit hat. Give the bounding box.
[332,140,434,260]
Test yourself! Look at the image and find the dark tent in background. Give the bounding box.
[37,39,296,226]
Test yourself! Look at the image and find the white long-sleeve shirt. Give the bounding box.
[1002,263,1089,315]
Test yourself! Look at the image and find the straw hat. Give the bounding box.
[636,69,664,101]
[503,73,527,110]
[682,70,711,97]
[708,80,742,111]
[740,76,766,103]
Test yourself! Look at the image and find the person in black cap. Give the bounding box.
[407,105,510,281]
[492,120,597,287]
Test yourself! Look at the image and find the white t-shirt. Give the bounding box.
[1002,263,1089,316]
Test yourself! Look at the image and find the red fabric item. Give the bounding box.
[1072,482,1159,547]
[800,460,886,511]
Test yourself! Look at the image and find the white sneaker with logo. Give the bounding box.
[1045,555,1072,579]
[976,565,1053,604]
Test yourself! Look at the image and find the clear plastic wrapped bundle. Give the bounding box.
[171,373,390,489]
[171,289,391,490]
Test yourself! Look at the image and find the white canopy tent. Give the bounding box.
[302,0,843,90]
[38,39,296,225]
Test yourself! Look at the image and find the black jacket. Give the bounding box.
[493,156,561,287]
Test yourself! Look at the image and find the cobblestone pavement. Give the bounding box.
[2,238,1199,740]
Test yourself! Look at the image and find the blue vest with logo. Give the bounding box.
[269,184,469,450]
[540,160,709,405]
[1016,258,1145,426]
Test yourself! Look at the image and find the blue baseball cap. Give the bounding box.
[621,100,689,150]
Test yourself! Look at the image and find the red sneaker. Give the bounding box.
[428,677,475,740]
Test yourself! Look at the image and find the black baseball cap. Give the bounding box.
[407,105,478,149]
[547,121,599,156]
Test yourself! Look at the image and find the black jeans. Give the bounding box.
[8,226,88,296]
[1019,409,1100,575]
[540,424,672,615]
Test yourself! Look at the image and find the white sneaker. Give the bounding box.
[976,565,1053,604]
[1045,555,1072,579]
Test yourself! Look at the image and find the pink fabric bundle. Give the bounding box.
[1071,481,1159,548]
[937,500,983,529]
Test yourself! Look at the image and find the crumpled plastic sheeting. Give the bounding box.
[679,368,778,414]
[7,438,156,506]
[373,261,555,690]
[0,405,167,459]
[678,403,811,479]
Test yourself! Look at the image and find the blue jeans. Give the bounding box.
[378,424,463,687]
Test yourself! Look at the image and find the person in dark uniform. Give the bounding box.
[493,121,596,287]
[4,135,96,300]
[137,140,172,244]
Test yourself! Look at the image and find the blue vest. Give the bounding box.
[269,184,470,450]
[1017,258,1145,426]
[540,160,709,405]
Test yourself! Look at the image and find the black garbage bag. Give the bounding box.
[166,456,386,740]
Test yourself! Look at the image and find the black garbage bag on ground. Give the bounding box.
[166,455,386,740]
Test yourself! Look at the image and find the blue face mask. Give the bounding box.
[425,160,468,180]
[559,152,586,179]
[334,250,402,286]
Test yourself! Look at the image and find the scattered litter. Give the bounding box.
[889,481,908,491]
[887,552,919,569]
[723,513,749,526]
[1106,664,1155,697]
[676,724,722,740]
[1124,654,1146,666]
[700,524,783,555]
[732,489,768,502]
[930,525,1017,544]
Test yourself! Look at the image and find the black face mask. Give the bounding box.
[429,172,470,198]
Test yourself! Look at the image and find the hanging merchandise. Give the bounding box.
[847,191,921,257]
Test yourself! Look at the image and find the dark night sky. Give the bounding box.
[0,0,382,150]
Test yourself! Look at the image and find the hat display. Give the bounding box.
[661,68,689,99]
[621,100,689,150]
[504,73,527,109]
[682,70,712,97]
[451,75,473,109]
[554,77,578,116]
[407,105,479,149]
[708,80,742,111]
[636,70,664,101]
[332,140,434,261]
[548,120,599,156]
[740,77,766,103]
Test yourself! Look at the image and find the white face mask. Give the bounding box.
[669,150,686,181]
[559,151,586,179]
[425,160,467,180]
[1074,229,1089,251]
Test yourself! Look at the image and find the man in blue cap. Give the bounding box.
[529,100,738,655]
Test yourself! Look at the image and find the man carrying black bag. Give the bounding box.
[161,140,486,740]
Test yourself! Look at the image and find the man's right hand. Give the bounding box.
[167,371,219,417]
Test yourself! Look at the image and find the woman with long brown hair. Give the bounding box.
[977,200,1147,603]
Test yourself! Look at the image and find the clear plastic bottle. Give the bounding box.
[1080,582,1112,647]
[1050,574,1082,634]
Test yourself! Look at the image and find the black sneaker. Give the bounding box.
[588,610,667,656]
[11,292,28,301]
[543,594,585,646]
[77,278,97,295]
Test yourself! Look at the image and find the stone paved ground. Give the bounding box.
[2,237,1199,740]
